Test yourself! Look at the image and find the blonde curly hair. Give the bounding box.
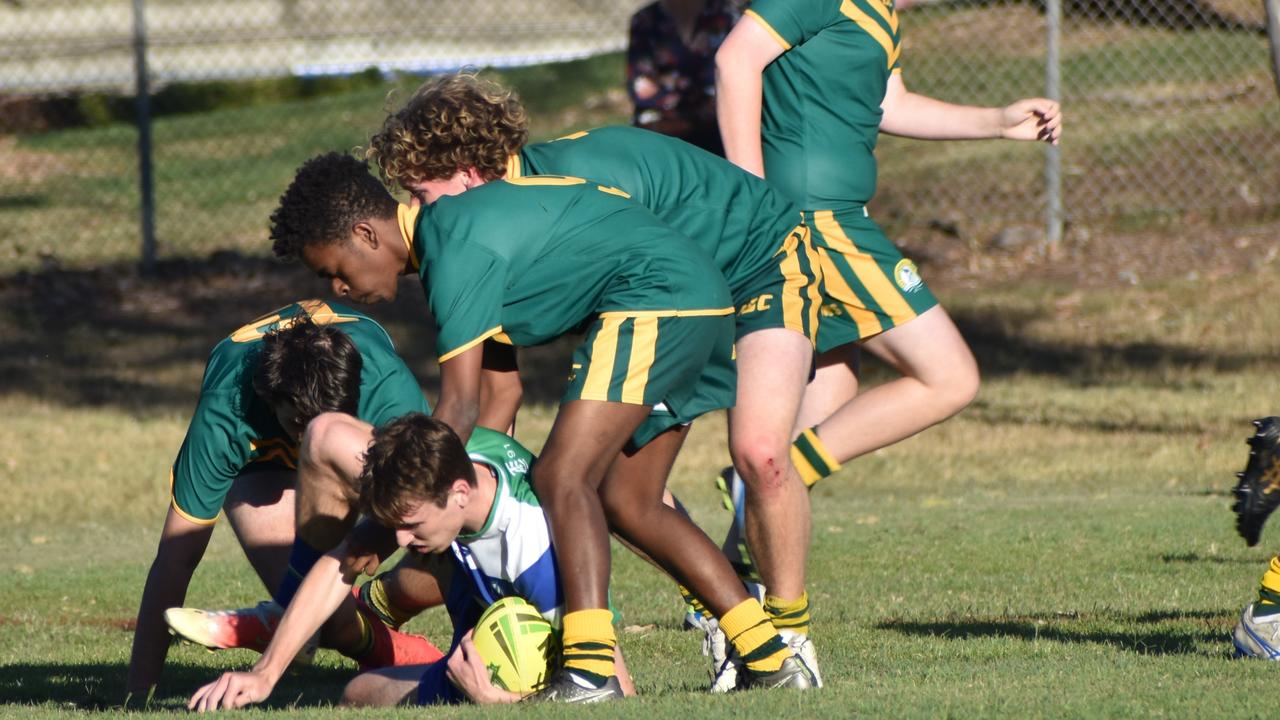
[367,72,529,187]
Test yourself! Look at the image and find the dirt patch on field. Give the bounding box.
[0,136,72,184]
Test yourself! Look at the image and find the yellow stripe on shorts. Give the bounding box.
[813,211,918,328]
[581,316,623,400]
[622,317,658,404]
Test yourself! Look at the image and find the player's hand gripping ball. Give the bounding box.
[470,597,558,695]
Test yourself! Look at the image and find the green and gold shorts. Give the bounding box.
[732,223,823,345]
[564,311,736,448]
[806,208,938,353]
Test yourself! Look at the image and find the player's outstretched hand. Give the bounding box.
[188,670,273,712]
[999,98,1061,145]
[445,630,521,705]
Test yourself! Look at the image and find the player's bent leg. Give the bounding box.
[340,664,429,707]
[794,345,860,432]
[532,399,650,696]
[222,468,297,593]
[812,305,979,466]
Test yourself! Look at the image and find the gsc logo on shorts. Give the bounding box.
[894,259,923,293]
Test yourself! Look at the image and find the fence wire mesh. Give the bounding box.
[0,0,1276,271]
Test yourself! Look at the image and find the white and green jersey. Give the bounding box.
[449,427,562,629]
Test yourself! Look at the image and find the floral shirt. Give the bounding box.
[627,0,743,155]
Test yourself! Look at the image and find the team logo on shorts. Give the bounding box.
[894,259,923,293]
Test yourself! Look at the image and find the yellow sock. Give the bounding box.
[791,427,841,488]
[1257,556,1280,616]
[765,591,811,636]
[719,598,788,675]
[349,607,374,657]
[363,576,417,629]
[561,609,616,686]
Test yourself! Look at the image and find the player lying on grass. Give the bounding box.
[269,152,815,700]
[187,413,636,711]
[369,73,824,687]
[127,302,441,700]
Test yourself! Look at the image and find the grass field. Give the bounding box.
[3,5,1280,717]
[3,239,1280,717]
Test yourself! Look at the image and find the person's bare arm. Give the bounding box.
[187,548,356,712]
[434,344,485,445]
[879,73,1061,144]
[478,341,522,435]
[715,14,787,177]
[127,507,215,697]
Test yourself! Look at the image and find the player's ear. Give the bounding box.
[463,166,487,188]
[352,220,378,249]
[451,478,471,505]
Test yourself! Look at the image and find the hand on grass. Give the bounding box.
[1000,98,1062,145]
[187,670,273,712]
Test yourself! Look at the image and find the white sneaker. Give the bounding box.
[1233,602,1280,659]
[780,630,823,687]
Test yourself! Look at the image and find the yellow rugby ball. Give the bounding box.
[471,596,557,695]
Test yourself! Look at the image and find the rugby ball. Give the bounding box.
[471,596,557,695]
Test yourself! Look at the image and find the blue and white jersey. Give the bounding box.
[447,427,563,633]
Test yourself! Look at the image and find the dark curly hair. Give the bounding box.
[367,72,528,188]
[252,314,363,430]
[359,413,476,527]
[269,152,397,261]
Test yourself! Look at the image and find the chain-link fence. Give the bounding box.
[0,0,1277,271]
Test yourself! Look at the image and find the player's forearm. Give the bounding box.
[478,366,522,435]
[880,90,1003,140]
[715,58,767,177]
[252,552,353,685]
[127,552,200,692]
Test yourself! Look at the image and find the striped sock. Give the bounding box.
[791,427,841,488]
[1257,556,1280,616]
[765,591,811,636]
[360,576,416,629]
[272,539,324,608]
[678,584,710,620]
[561,609,616,687]
[349,607,375,658]
[719,598,788,675]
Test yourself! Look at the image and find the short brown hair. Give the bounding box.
[367,72,528,187]
[252,314,362,427]
[359,413,476,527]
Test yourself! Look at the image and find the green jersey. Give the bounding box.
[514,126,803,295]
[170,300,428,523]
[747,0,903,209]
[403,177,733,362]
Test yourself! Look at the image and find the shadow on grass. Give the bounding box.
[0,660,349,710]
[1,254,1276,417]
[878,608,1236,656]
[1159,551,1260,565]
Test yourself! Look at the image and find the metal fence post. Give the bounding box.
[132,0,157,275]
[1266,0,1280,99]
[1044,0,1063,252]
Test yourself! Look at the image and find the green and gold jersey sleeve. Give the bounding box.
[747,0,840,49]
[421,241,508,362]
[170,389,260,523]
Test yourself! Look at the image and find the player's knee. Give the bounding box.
[599,482,644,532]
[940,358,980,416]
[731,438,794,496]
[339,673,381,707]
